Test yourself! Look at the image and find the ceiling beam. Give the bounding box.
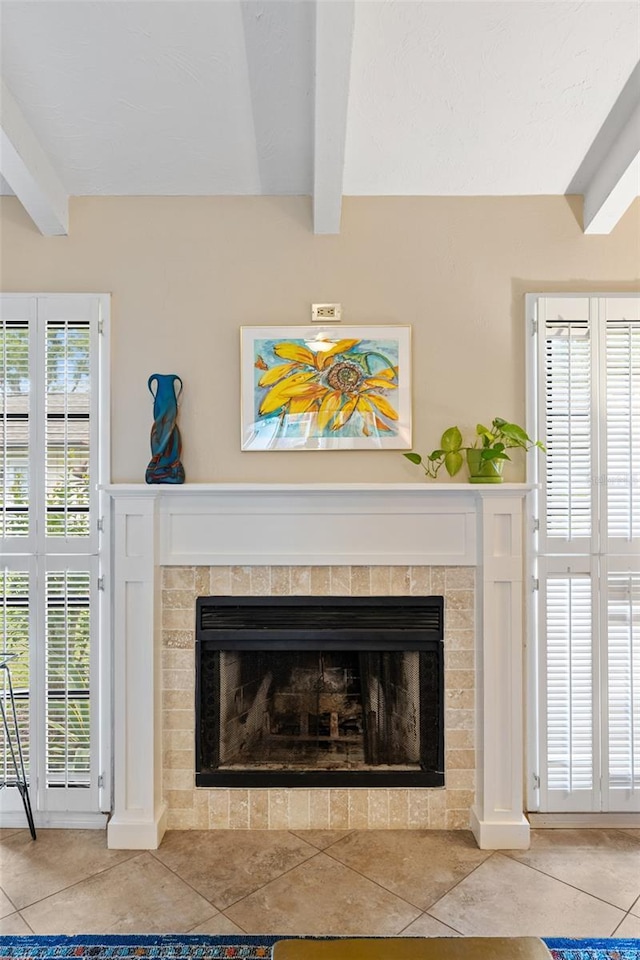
[0,78,68,235]
[583,101,640,235]
[313,0,355,235]
[567,63,640,235]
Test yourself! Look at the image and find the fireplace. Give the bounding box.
[106,484,531,850]
[196,595,444,788]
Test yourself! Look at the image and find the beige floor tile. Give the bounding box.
[152,829,317,909]
[399,913,463,936]
[617,829,640,844]
[0,888,16,919]
[325,830,490,911]
[429,853,626,937]
[0,829,23,841]
[21,853,214,935]
[507,829,640,911]
[225,851,421,935]
[289,830,352,850]
[0,829,137,910]
[0,912,32,935]
[188,914,248,934]
[615,912,640,936]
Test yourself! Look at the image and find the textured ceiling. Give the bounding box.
[0,0,638,197]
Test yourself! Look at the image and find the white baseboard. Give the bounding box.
[528,812,640,828]
[0,811,108,830]
[107,802,168,850]
[470,807,531,849]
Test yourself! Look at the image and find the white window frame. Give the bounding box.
[0,293,111,828]
[526,292,640,819]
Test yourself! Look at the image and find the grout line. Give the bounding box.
[17,910,35,935]
[0,847,142,912]
[288,829,354,851]
[153,837,325,914]
[423,912,466,936]
[0,883,20,914]
[610,829,640,847]
[217,847,327,912]
[319,836,491,915]
[219,910,250,935]
[500,849,638,913]
[421,850,498,918]
[148,848,237,913]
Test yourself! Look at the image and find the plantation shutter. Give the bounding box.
[0,295,107,822]
[533,294,640,814]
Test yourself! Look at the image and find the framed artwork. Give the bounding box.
[240,325,412,451]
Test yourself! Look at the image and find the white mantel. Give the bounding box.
[105,482,533,851]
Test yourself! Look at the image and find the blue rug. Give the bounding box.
[545,939,640,960]
[0,934,638,959]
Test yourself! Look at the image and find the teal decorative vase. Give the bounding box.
[145,374,185,484]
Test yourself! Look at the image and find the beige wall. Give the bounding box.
[1,194,638,483]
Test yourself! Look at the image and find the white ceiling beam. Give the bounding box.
[313,0,355,235]
[583,97,640,235]
[0,78,68,235]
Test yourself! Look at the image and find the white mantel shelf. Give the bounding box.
[104,482,534,494]
[105,481,533,852]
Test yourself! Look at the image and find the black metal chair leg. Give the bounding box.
[1,659,36,839]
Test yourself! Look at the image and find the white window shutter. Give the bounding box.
[533,293,640,814]
[0,295,105,821]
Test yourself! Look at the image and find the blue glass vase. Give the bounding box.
[145,374,185,484]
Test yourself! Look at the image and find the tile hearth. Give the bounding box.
[161,564,475,831]
[1,827,639,937]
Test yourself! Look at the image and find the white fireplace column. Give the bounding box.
[471,494,530,849]
[105,483,532,850]
[107,494,167,849]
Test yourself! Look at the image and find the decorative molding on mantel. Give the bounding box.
[104,483,534,568]
[106,482,532,851]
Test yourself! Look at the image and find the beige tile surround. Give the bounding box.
[161,565,475,831]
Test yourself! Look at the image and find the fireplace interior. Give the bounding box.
[196,596,444,788]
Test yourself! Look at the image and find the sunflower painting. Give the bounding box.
[241,325,411,450]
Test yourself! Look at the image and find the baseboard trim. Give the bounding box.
[0,811,108,830]
[528,812,640,828]
[470,807,531,849]
[107,802,168,849]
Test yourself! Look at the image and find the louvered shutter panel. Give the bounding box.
[534,294,640,814]
[606,573,640,806]
[542,313,592,546]
[605,310,640,545]
[1,316,33,542]
[1,294,105,819]
[45,318,93,542]
[542,572,596,810]
[0,569,31,783]
[45,568,92,789]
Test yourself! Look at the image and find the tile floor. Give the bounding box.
[0,827,639,939]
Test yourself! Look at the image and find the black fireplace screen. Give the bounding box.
[195,596,444,788]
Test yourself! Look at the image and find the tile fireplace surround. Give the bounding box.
[106,483,532,852]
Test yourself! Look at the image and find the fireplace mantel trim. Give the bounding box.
[106,483,532,852]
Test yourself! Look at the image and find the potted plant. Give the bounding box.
[404,417,545,484]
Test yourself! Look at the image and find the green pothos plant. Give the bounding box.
[404,417,545,479]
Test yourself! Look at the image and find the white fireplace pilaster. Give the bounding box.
[471,495,530,849]
[105,483,532,850]
[107,495,167,849]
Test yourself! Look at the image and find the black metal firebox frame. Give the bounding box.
[195,595,445,788]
